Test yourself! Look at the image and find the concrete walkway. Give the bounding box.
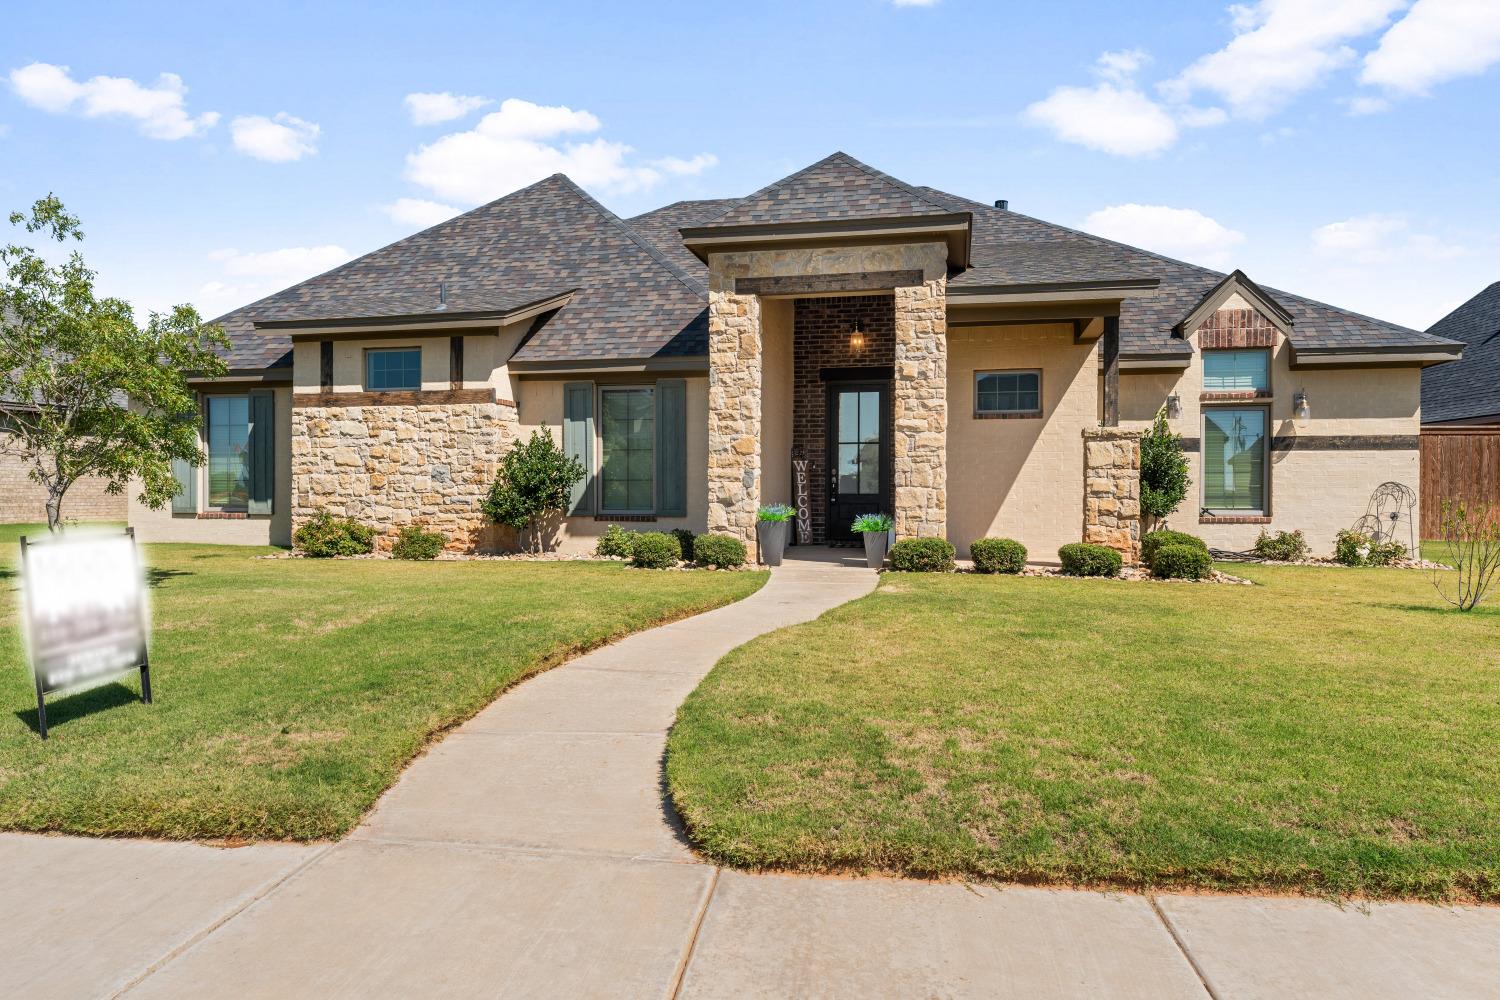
[7,548,1499,998]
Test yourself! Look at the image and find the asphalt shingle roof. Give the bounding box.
[207,151,1462,371]
[1421,282,1500,423]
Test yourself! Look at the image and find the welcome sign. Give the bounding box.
[20,528,153,738]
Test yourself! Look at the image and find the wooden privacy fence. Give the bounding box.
[1420,426,1500,537]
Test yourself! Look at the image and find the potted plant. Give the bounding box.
[756,504,794,566]
[852,513,894,569]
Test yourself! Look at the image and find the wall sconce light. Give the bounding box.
[1166,393,1182,419]
[849,319,866,352]
[1294,390,1311,428]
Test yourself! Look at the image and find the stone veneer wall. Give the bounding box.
[792,295,896,542]
[892,279,948,539]
[706,290,763,553]
[1082,427,1143,562]
[291,401,518,552]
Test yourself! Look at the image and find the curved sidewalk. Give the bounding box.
[9,549,1500,999]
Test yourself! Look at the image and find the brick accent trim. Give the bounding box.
[1197,308,1277,348]
[1200,390,1272,402]
[197,511,249,519]
[594,514,657,523]
[973,411,1042,420]
[1200,515,1272,524]
[292,389,507,407]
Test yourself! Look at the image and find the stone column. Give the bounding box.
[707,289,762,555]
[892,278,947,539]
[1082,427,1144,563]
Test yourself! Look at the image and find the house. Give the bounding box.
[128,152,1463,560]
[1422,281,1500,426]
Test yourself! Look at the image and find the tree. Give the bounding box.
[1,195,228,531]
[481,427,585,553]
[1139,405,1189,532]
[1433,498,1500,612]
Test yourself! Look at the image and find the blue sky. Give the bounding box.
[3,0,1497,331]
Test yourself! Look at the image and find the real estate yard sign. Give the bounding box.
[19,528,153,738]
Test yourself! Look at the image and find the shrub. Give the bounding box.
[852,512,894,534]
[1151,542,1213,580]
[1334,529,1371,566]
[1253,529,1309,562]
[595,524,635,559]
[757,504,794,523]
[630,531,681,569]
[970,537,1027,574]
[693,533,746,569]
[1140,406,1190,531]
[391,523,446,560]
[1367,539,1407,566]
[1433,497,1500,611]
[1140,530,1208,566]
[888,537,956,573]
[482,427,585,553]
[671,528,696,563]
[1059,542,1122,578]
[294,510,376,558]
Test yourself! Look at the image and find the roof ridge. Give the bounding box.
[1427,280,1500,335]
[697,152,957,228]
[550,174,708,299]
[834,153,959,216]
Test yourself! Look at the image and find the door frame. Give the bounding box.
[824,378,892,544]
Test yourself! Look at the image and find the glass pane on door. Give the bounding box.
[835,389,881,498]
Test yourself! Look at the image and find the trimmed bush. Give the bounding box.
[888,537,956,573]
[630,531,681,569]
[1059,542,1122,578]
[1253,529,1309,562]
[595,524,635,559]
[1368,539,1407,566]
[294,510,376,558]
[392,524,446,560]
[672,528,697,563]
[1334,529,1370,566]
[1151,542,1213,580]
[970,537,1027,574]
[1140,529,1208,566]
[693,533,746,569]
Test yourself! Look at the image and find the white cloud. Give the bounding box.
[196,245,351,316]
[1095,49,1150,82]
[7,62,218,139]
[1311,213,1467,264]
[1163,0,1404,118]
[402,97,716,204]
[230,113,320,162]
[404,91,492,125]
[1082,204,1246,268]
[1346,94,1392,114]
[1360,0,1500,95]
[381,197,462,227]
[1025,82,1179,157]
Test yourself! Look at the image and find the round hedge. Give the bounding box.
[630,531,681,569]
[1151,542,1213,580]
[970,537,1027,574]
[1139,529,1208,566]
[595,524,635,559]
[693,533,746,569]
[888,537,956,572]
[1058,542,1122,577]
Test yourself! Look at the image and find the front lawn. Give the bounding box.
[0,524,765,840]
[668,562,1500,901]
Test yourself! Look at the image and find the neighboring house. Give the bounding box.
[128,152,1462,558]
[1422,281,1500,426]
[0,398,127,525]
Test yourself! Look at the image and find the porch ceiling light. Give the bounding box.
[1294,390,1311,428]
[1166,392,1183,419]
[849,319,866,352]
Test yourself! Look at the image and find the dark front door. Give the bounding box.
[826,382,890,544]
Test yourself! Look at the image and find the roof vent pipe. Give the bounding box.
[436,281,448,311]
[994,199,1009,210]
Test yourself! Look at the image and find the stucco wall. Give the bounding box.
[947,324,1098,560]
[516,374,710,555]
[1119,321,1424,554]
[0,433,127,524]
[760,298,794,510]
[289,322,524,397]
[128,385,294,546]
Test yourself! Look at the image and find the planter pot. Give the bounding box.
[757,519,789,566]
[861,529,889,569]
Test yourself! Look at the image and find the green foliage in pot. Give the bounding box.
[693,533,746,569]
[1058,542,1122,578]
[391,523,446,560]
[851,512,894,534]
[970,537,1027,574]
[888,537,956,572]
[757,504,794,523]
[630,531,681,569]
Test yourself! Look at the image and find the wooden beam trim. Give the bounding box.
[292,389,512,407]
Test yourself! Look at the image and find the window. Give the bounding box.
[975,370,1041,416]
[1202,408,1267,514]
[835,388,881,496]
[365,348,422,391]
[599,387,654,513]
[1203,349,1269,393]
[206,395,250,510]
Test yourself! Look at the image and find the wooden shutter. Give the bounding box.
[247,390,275,515]
[170,455,197,514]
[655,378,687,517]
[563,382,596,515]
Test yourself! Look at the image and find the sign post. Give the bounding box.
[19,527,152,739]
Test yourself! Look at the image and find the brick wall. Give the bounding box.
[792,295,895,542]
[0,433,126,523]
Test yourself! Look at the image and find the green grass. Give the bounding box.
[0,524,765,840]
[667,561,1500,902]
